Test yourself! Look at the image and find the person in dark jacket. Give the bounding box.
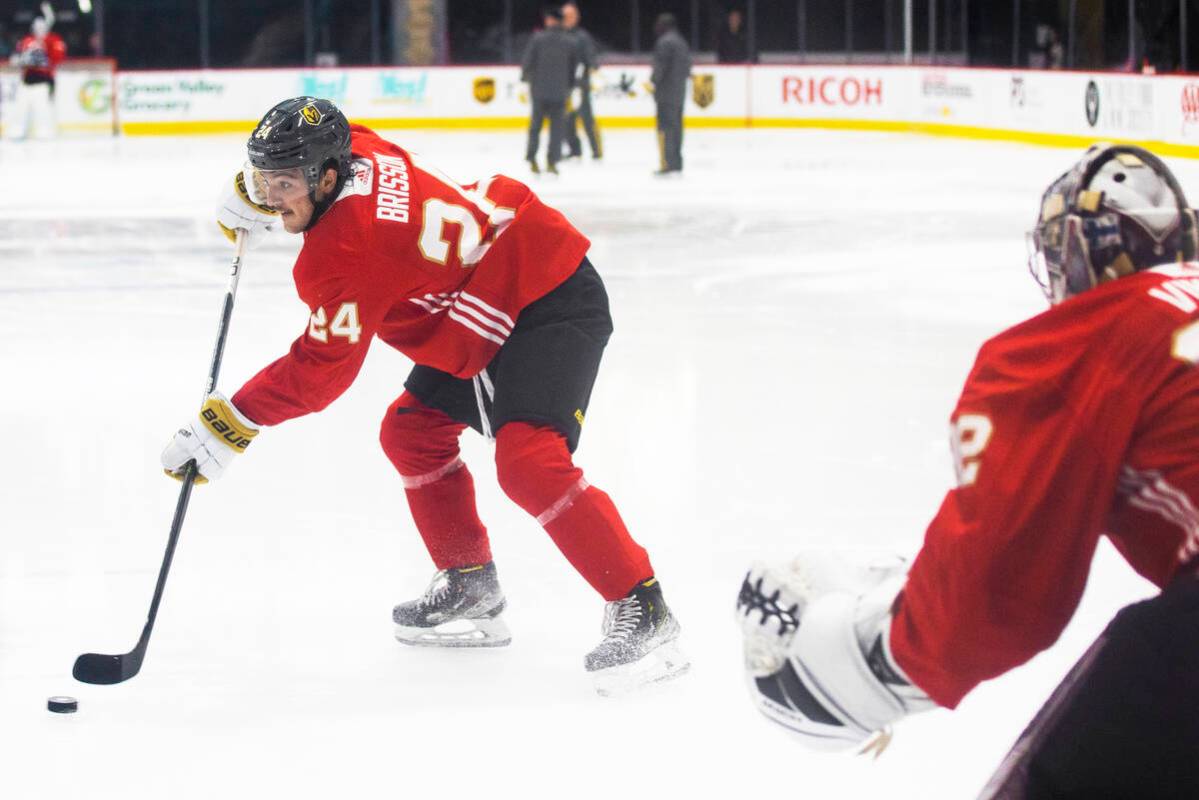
[562,2,602,160]
[716,8,751,64]
[650,13,691,175]
[521,6,579,175]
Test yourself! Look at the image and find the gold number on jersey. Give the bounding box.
[950,414,993,487]
[418,198,484,266]
[308,306,328,342]
[408,154,516,269]
[308,302,362,344]
[1172,320,1199,364]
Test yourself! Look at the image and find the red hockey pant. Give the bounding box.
[379,393,653,601]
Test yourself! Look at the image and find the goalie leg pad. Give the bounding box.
[749,591,907,748]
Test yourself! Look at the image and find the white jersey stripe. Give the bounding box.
[459,291,516,327]
[448,309,508,345]
[452,298,513,336]
[1120,466,1199,564]
[406,290,513,346]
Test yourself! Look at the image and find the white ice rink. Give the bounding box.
[0,127,1179,798]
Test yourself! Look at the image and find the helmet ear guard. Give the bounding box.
[1029,144,1198,303]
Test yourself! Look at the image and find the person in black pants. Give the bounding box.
[521,6,579,175]
[562,2,602,160]
[650,13,691,175]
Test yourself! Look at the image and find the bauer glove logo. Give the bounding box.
[198,397,259,452]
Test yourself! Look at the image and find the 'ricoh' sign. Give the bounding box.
[782,75,883,106]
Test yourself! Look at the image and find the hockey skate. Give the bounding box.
[585,578,689,696]
[393,562,512,648]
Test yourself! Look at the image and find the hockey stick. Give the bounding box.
[73,231,249,685]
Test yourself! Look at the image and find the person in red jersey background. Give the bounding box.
[738,144,1199,798]
[7,4,65,140]
[161,97,688,696]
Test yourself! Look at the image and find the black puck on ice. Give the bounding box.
[48,696,78,714]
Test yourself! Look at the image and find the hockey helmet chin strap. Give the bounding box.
[303,165,350,232]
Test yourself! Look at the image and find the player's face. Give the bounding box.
[258,168,313,233]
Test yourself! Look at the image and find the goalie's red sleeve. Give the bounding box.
[15,33,66,82]
[232,125,589,426]
[889,263,1199,708]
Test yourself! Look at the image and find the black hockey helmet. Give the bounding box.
[1028,143,1198,303]
[245,97,352,228]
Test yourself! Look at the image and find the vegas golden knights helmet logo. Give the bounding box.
[473,77,496,104]
[692,74,715,109]
[300,103,323,125]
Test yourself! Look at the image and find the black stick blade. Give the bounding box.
[73,651,143,685]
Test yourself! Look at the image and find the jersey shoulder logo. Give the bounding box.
[333,158,375,205]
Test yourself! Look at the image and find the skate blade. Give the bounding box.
[394,616,512,648]
[591,640,691,697]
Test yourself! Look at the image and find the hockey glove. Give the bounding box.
[216,170,279,248]
[161,392,259,484]
[736,552,934,752]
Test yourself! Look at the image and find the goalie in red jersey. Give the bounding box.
[160,97,688,695]
[8,6,66,140]
[738,144,1199,798]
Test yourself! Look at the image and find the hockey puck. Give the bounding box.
[47,696,78,714]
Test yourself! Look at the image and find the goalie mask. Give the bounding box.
[244,97,352,230]
[1028,144,1198,304]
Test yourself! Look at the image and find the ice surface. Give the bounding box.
[0,128,1174,798]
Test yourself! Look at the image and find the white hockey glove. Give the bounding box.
[736,551,935,753]
[569,86,582,112]
[216,170,279,248]
[161,392,259,484]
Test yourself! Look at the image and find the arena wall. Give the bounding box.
[7,62,1199,157]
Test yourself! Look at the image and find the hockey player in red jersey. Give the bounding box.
[737,144,1199,797]
[160,97,687,695]
[8,6,66,140]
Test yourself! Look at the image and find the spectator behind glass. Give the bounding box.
[1030,23,1064,70]
[716,8,751,64]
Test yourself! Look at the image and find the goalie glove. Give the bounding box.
[216,170,279,248]
[737,552,935,751]
[161,392,259,484]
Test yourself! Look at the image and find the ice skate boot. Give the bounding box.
[393,562,512,648]
[585,578,689,696]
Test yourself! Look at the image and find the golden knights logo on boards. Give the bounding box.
[473,77,496,104]
[300,103,324,125]
[692,74,715,109]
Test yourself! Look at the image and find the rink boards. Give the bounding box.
[7,62,1199,157]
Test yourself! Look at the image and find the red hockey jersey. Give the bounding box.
[15,33,66,82]
[232,126,590,426]
[890,262,1199,708]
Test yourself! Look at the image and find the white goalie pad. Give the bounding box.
[739,552,933,750]
[748,590,909,748]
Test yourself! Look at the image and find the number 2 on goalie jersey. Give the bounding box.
[951,414,993,487]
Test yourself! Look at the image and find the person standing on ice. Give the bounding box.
[8,4,65,140]
[649,13,690,175]
[737,144,1199,797]
[520,5,577,175]
[159,97,688,696]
